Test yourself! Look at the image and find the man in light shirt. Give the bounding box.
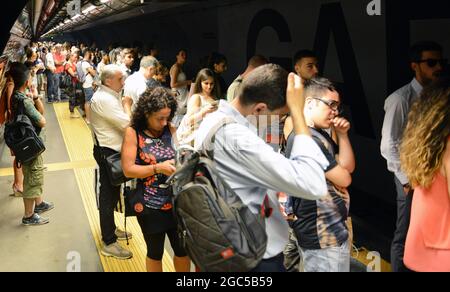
[119,48,135,79]
[195,64,329,272]
[45,46,57,103]
[123,56,158,109]
[380,41,445,272]
[90,64,134,260]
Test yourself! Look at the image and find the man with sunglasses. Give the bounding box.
[381,41,445,272]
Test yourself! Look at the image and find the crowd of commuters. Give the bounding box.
[0,38,449,272]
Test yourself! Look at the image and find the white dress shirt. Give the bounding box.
[380,78,423,185]
[90,85,130,152]
[195,100,329,259]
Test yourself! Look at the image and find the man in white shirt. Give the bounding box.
[381,41,445,272]
[195,64,329,272]
[45,46,57,102]
[90,64,134,260]
[123,56,158,109]
[119,48,135,79]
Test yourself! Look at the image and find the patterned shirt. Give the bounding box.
[288,128,350,250]
[136,127,175,211]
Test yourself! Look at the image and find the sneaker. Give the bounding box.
[22,213,49,226]
[34,201,54,214]
[101,242,133,260]
[115,228,132,241]
[70,112,79,119]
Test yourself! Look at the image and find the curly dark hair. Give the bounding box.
[130,87,178,131]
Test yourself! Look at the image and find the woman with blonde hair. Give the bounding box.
[400,78,450,272]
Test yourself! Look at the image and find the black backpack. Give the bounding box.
[4,98,45,167]
[168,118,270,272]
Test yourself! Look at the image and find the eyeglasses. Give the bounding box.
[311,97,341,113]
[416,59,447,68]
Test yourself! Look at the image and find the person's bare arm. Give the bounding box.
[283,116,293,140]
[185,94,216,126]
[122,127,155,179]
[333,117,356,173]
[170,65,191,88]
[122,127,176,178]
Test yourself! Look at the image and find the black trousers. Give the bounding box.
[93,146,120,245]
[251,253,286,272]
[391,177,413,272]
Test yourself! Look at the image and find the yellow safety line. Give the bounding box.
[53,102,175,272]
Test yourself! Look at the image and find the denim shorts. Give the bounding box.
[83,87,94,103]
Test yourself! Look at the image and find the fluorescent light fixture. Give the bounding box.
[82,5,96,14]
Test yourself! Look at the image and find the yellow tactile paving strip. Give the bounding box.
[52,102,175,272]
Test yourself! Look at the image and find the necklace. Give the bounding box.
[143,129,164,147]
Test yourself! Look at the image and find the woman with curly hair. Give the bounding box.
[400,78,450,272]
[121,87,190,272]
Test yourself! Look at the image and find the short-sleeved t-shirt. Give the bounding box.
[286,127,350,250]
[82,61,94,89]
[12,91,43,133]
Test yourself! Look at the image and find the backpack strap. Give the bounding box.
[201,117,236,159]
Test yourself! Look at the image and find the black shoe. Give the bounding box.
[34,201,54,214]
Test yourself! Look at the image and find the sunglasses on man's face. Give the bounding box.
[417,59,448,68]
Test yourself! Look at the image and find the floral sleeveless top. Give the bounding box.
[136,127,175,211]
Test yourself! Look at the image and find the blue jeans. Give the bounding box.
[53,73,61,100]
[300,241,350,272]
[46,71,56,101]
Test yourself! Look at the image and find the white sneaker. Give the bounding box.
[101,242,133,260]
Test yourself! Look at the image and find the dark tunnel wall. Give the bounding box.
[1,0,29,53]
[55,0,450,244]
